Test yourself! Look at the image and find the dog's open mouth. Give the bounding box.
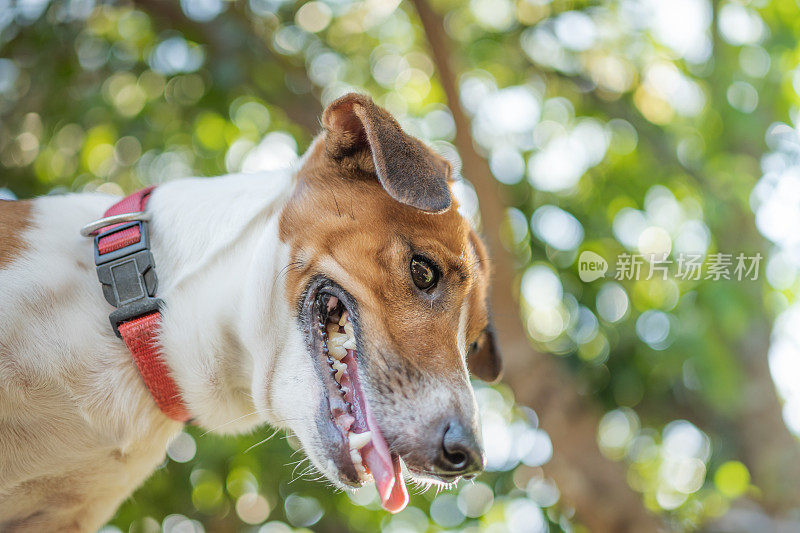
[309,284,409,513]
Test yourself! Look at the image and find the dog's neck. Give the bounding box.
[142,171,295,433]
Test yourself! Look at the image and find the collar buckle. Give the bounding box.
[93,220,162,338]
[80,211,150,238]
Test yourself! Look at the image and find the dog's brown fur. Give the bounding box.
[279,94,500,383]
[0,201,33,269]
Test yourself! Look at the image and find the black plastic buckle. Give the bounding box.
[94,221,162,338]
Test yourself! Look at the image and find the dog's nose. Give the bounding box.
[435,419,484,476]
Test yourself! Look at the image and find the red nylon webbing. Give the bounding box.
[118,313,191,422]
[95,187,190,422]
[95,186,154,254]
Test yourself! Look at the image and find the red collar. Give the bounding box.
[84,187,191,422]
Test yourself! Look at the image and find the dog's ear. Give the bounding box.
[465,229,502,382]
[321,93,452,213]
[468,323,502,383]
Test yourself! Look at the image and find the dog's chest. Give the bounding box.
[0,407,179,531]
[0,348,182,530]
[0,338,181,530]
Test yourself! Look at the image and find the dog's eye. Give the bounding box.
[410,255,439,291]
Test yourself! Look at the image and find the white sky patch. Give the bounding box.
[238,132,298,173]
[638,0,712,63]
[612,185,709,256]
[596,282,629,323]
[613,207,649,250]
[753,120,800,437]
[531,205,584,251]
[149,36,204,75]
[474,86,541,140]
[452,179,480,228]
[643,62,706,117]
[521,265,563,310]
[180,0,224,22]
[718,4,767,46]
[527,118,609,192]
[554,11,598,52]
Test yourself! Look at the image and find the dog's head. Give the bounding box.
[274,93,501,511]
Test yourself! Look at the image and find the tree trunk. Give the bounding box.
[705,0,800,512]
[408,1,663,531]
[735,319,800,512]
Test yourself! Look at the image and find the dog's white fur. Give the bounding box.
[0,171,322,529]
[0,160,479,530]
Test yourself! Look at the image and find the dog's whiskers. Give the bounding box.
[288,457,314,484]
[242,427,282,454]
[199,407,273,436]
[409,478,433,495]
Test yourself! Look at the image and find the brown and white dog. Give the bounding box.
[0,93,501,531]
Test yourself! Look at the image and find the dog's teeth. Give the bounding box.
[349,446,370,482]
[328,330,347,343]
[350,448,363,465]
[326,323,340,336]
[342,337,356,350]
[332,360,347,381]
[328,332,349,359]
[339,311,349,327]
[348,431,372,450]
[344,321,354,337]
[329,344,347,360]
[355,462,369,482]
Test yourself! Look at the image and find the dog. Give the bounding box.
[0,93,501,531]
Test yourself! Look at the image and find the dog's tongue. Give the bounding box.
[364,412,408,513]
[341,349,408,513]
[387,452,408,511]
